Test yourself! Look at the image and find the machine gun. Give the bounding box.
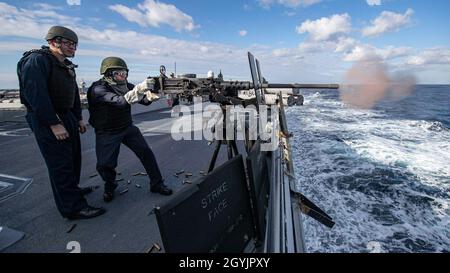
[153,53,337,253]
[148,53,338,108]
[147,52,339,170]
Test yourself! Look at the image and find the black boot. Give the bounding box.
[80,186,96,195]
[103,182,118,203]
[150,183,173,196]
[68,206,106,220]
[103,190,115,203]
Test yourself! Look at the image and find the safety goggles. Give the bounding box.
[112,70,128,77]
[59,38,78,49]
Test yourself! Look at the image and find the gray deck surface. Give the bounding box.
[0,107,233,253]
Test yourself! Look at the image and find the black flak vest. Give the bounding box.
[18,47,78,111]
[87,80,133,132]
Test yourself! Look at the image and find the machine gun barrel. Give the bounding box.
[151,76,339,97]
[262,83,339,89]
[218,81,339,91]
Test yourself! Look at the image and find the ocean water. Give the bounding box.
[286,85,450,253]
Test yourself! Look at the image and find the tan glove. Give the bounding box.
[144,91,160,102]
[124,78,155,104]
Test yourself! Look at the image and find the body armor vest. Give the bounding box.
[87,80,133,132]
[18,47,78,111]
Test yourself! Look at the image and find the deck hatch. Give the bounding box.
[0,174,33,203]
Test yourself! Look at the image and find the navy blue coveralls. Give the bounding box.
[17,48,88,218]
[87,81,163,194]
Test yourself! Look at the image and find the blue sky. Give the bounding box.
[1,0,450,88]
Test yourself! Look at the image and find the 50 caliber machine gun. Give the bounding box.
[147,53,338,170]
[152,53,337,253]
[147,54,338,108]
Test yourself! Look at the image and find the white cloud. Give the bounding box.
[281,0,322,7]
[258,0,322,9]
[284,11,296,17]
[272,48,290,57]
[405,48,450,66]
[298,41,323,53]
[239,30,247,37]
[363,8,414,37]
[298,37,356,54]
[296,14,354,56]
[296,13,351,42]
[0,2,80,41]
[334,37,357,53]
[33,3,62,10]
[272,48,303,58]
[343,44,412,62]
[1,2,449,86]
[258,0,273,8]
[366,0,381,6]
[66,0,81,6]
[377,46,412,60]
[106,23,117,29]
[294,11,415,65]
[109,5,147,27]
[0,2,230,62]
[109,0,198,32]
[342,45,378,62]
[74,28,240,61]
[0,41,42,52]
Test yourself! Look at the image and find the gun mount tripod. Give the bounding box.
[207,105,249,173]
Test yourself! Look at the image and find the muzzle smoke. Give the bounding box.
[340,60,417,109]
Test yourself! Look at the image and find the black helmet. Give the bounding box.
[45,26,78,43]
[100,57,128,75]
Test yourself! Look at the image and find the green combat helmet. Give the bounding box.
[100,57,129,75]
[45,26,78,43]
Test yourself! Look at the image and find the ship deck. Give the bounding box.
[0,106,234,253]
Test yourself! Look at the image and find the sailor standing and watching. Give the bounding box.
[87,57,173,203]
[17,26,106,220]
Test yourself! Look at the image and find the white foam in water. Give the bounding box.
[367,241,383,253]
[287,91,450,253]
